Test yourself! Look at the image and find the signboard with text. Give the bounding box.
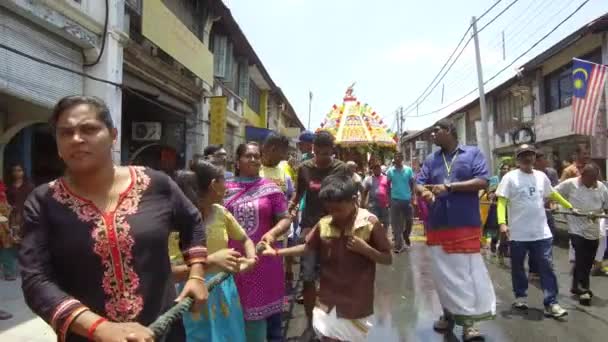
[209,97,227,146]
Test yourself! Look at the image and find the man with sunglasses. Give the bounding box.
[416,118,496,341]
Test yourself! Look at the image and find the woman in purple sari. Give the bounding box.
[225,142,292,342]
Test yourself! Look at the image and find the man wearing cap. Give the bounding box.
[415,118,496,341]
[496,144,573,318]
[297,130,315,162]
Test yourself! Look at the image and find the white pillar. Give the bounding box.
[83,0,127,164]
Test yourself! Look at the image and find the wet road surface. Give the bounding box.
[286,234,608,341]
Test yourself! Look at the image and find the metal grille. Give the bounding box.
[0,7,84,109]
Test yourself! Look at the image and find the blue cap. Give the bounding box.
[298,131,314,143]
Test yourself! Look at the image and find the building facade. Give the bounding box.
[402,14,608,177]
[0,0,303,181]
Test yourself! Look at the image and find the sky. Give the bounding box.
[225,0,608,132]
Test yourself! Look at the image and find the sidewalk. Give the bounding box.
[0,278,55,341]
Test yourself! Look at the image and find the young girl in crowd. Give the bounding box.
[262,173,392,342]
[173,161,258,342]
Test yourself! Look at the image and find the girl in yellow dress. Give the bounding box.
[172,161,258,342]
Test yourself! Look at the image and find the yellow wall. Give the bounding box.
[142,0,214,83]
[541,34,602,76]
[243,89,270,129]
[244,102,261,128]
[260,90,268,129]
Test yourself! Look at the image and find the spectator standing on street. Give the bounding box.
[496,144,572,318]
[362,163,391,229]
[0,181,16,282]
[204,144,234,179]
[387,153,415,253]
[560,144,595,182]
[555,163,608,306]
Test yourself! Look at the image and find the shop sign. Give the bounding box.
[281,127,301,138]
[142,0,214,83]
[209,97,227,145]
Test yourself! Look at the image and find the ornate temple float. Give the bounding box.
[317,84,397,170]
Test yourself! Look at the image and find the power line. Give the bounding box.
[486,0,556,52]
[478,0,523,33]
[402,0,521,114]
[406,0,592,118]
[401,0,505,113]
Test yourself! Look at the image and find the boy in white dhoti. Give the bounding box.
[264,173,392,342]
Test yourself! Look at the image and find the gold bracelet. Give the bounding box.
[188,275,205,282]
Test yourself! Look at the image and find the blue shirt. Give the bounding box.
[387,165,414,200]
[416,145,489,229]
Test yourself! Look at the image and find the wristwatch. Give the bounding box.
[445,183,452,192]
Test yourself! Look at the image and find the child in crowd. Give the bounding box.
[172,161,258,342]
[263,174,392,342]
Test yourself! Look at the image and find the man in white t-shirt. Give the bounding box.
[496,144,573,318]
[555,163,608,306]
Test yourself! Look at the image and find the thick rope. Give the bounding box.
[149,243,269,338]
[149,272,231,337]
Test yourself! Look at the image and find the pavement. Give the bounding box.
[1,221,607,341]
[0,277,54,341]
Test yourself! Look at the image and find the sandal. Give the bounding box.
[432,315,454,332]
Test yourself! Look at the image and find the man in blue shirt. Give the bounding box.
[415,118,496,341]
[387,153,415,253]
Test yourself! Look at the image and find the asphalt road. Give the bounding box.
[285,228,608,342]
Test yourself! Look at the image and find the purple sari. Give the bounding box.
[225,177,287,321]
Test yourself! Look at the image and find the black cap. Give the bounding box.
[516,144,536,157]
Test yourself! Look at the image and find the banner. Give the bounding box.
[209,97,227,146]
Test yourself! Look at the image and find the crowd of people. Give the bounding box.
[0,163,35,320]
[2,95,608,342]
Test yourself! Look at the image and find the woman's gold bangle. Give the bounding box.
[188,275,205,282]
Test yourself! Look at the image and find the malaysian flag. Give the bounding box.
[571,58,608,136]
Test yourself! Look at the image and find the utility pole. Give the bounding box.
[396,108,401,136]
[471,16,493,172]
[399,106,404,134]
[307,91,312,130]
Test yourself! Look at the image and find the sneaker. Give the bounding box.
[463,326,484,341]
[544,303,568,318]
[579,293,591,306]
[570,288,584,296]
[0,310,12,320]
[512,299,528,310]
[432,315,454,332]
[393,246,406,254]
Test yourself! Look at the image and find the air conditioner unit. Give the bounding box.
[132,122,162,141]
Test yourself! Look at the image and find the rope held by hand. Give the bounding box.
[149,243,269,338]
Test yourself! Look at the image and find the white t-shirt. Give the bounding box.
[555,178,608,240]
[496,169,553,241]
